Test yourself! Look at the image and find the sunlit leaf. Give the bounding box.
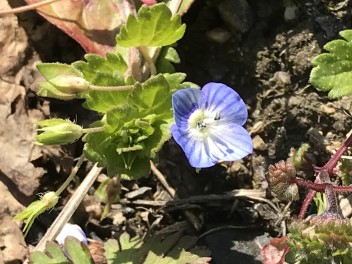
[30,241,69,264]
[104,232,211,264]
[30,238,93,264]
[73,52,132,113]
[310,29,352,98]
[64,237,94,263]
[116,3,186,47]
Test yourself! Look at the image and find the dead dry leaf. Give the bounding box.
[0,215,28,263]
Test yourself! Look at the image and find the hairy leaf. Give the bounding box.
[30,241,69,264]
[64,237,94,263]
[30,238,93,264]
[310,29,352,98]
[73,53,132,113]
[129,74,172,118]
[83,117,151,179]
[156,46,181,73]
[116,3,186,47]
[104,232,210,264]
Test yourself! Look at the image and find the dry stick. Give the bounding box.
[25,163,102,260]
[150,161,203,231]
[198,224,260,240]
[0,0,62,15]
[126,189,266,207]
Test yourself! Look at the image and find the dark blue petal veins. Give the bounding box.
[200,82,248,125]
[170,83,253,168]
[172,88,201,127]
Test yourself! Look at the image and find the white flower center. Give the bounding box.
[188,109,221,140]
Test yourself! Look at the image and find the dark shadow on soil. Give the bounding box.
[204,227,266,264]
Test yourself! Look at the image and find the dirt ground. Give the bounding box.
[1,0,352,263]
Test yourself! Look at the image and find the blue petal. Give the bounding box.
[200,83,248,125]
[207,122,253,162]
[172,88,201,127]
[171,123,253,168]
[171,124,216,167]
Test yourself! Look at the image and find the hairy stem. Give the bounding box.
[138,46,157,76]
[298,133,352,218]
[298,189,317,219]
[295,177,352,193]
[0,0,62,15]
[55,154,85,196]
[81,126,105,134]
[319,133,352,174]
[26,163,102,258]
[89,84,135,92]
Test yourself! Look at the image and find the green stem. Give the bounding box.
[55,154,85,196]
[138,46,157,76]
[89,84,135,92]
[82,126,105,134]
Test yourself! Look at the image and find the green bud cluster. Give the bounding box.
[287,215,352,263]
[267,160,299,201]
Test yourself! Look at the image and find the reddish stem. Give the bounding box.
[298,189,317,219]
[294,178,352,193]
[297,133,352,219]
[319,133,352,174]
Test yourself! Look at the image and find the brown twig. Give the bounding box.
[24,163,102,262]
[150,161,203,230]
[0,0,62,15]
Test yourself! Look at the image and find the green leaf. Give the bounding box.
[129,74,172,119]
[30,239,94,264]
[105,234,143,264]
[37,63,83,80]
[310,29,352,98]
[116,3,186,47]
[29,241,69,264]
[104,232,210,264]
[83,118,151,179]
[163,72,186,89]
[64,237,94,264]
[73,53,132,113]
[156,46,181,73]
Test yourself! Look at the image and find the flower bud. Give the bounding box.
[288,143,313,171]
[38,82,77,100]
[37,75,90,101]
[49,76,90,93]
[35,118,83,146]
[267,160,299,201]
[41,191,60,208]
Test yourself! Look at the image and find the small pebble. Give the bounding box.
[253,135,267,151]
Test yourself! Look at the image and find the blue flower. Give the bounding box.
[171,82,253,168]
[56,223,88,246]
